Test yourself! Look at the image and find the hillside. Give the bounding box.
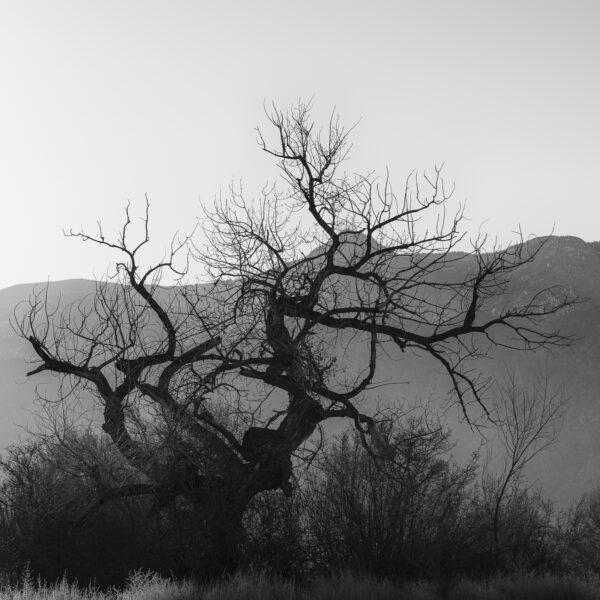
[0,236,599,508]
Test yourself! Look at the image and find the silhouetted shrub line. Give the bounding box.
[1,420,600,587]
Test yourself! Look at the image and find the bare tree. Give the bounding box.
[482,370,566,569]
[304,417,478,579]
[17,101,576,575]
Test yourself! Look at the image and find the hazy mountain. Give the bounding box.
[0,236,599,508]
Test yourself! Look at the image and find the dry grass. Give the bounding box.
[453,574,600,600]
[1,571,600,600]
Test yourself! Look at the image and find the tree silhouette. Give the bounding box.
[17,101,576,576]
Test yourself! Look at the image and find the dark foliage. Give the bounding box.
[303,419,477,579]
[0,433,246,586]
[1,421,589,586]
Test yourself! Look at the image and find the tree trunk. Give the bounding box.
[182,487,247,580]
[199,500,245,578]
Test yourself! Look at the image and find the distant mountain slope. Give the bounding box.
[0,279,101,444]
[0,237,599,508]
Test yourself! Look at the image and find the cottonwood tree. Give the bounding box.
[17,101,575,575]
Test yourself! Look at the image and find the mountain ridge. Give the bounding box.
[0,235,599,508]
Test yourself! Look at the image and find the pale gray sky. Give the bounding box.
[1,1,599,289]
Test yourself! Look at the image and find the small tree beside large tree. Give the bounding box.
[17,102,575,576]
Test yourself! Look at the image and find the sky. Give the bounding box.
[0,0,599,290]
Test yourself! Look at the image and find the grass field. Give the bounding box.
[2,571,600,600]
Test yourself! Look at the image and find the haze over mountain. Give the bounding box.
[0,236,599,508]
